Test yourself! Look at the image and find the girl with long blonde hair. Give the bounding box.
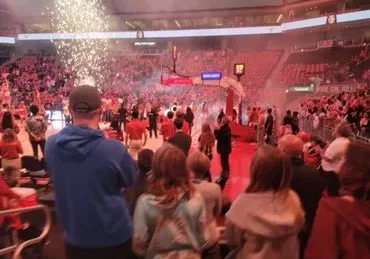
[198,123,216,161]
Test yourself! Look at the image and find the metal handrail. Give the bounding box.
[0,204,51,259]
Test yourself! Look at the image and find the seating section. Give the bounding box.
[279,63,327,86]
[279,47,363,86]
[232,50,282,87]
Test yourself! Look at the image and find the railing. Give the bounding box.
[0,205,51,259]
[300,116,370,144]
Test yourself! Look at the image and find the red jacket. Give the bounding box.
[0,140,23,159]
[104,128,123,141]
[0,177,19,224]
[305,196,370,259]
[160,120,176,141]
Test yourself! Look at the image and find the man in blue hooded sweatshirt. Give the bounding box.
[45,86,137,259]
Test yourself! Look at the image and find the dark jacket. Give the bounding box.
[168,131,192,156]
[217,112,225,124]
[264,114,273,135]
[283,114,294,126]
[306,196,370,259]
[147,110,158,127]
[118,107,127,121]
[185,110,194,125]
[214,125,232,155]
[290,157,326,258]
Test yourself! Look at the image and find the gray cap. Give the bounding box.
[69,86,101,114]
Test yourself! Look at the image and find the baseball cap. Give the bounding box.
[321,137,350,173]
[69,86,102,114]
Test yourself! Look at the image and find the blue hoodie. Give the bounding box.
[45,125,137,248]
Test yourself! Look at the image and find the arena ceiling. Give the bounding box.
[2,0,338,17]
[0,0,353,32]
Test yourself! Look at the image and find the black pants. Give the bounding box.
[202,243,222,259]
[119,119,126,131]
[65,115,72,124]
[149,125,157,138]
[220,153,230,173]
[30,139,46,158]
[65,239,136,259]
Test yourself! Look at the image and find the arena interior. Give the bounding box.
[0,0,370,258]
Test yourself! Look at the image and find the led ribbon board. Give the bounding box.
[14,10,370,41]
[0,37,15,44]
[201,71,222,80]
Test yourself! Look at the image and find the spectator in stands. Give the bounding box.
[214,117,232,185]
[125,110,147,160]
[257,109,265,146]
[104,116,124,141]
[127,149,154,215]
[118,103,128,131]
[304,135,326,167]
[146,107,158,139]
[306,142,370,259]
[132,144,208,258]
[185,106,195,136]
[217,108,225,125]
[0,175,20,235]
[265,108,274,145]
[322,137,350,174]
[292,111,299,134]
[360,112,370,137]
[333,121,353,139]
[24,105,48,158]
[278,134,326,257]
[282,110,294,128]
[0,111,20,134]
[198,123,216,161]
[249,107,258,127]
[0,129,23,185]
[168,118,192,156]
[45,86,137,259]
[187,152,222,259]
[160,111,175,142]
[226,145,304,259]
[320,137,350,198]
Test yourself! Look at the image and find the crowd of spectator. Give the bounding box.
[39,86,370,259]
[0,45,369,259]
[298,86,370,138]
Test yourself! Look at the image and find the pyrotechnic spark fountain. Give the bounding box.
[49,0,110,86]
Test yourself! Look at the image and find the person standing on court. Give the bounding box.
[214,117,232,189]
[45,86,138,259]
[118,103,128,131]
[125,110,147,160]
[24,105,48,158]
[265,108,274,145]
[160,111,175,142]
[147,107,158,139]
[168,118,192,156]
[185,107,195,136]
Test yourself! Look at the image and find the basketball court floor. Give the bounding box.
[18,118,253,201]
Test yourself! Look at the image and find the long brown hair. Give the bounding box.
[246,145,292,193]
[339,142,370,200]
[148,144,194,205]
[199,123,215,147]
[2,129,17,143]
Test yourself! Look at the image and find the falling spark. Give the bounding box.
[50,0,110,87]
